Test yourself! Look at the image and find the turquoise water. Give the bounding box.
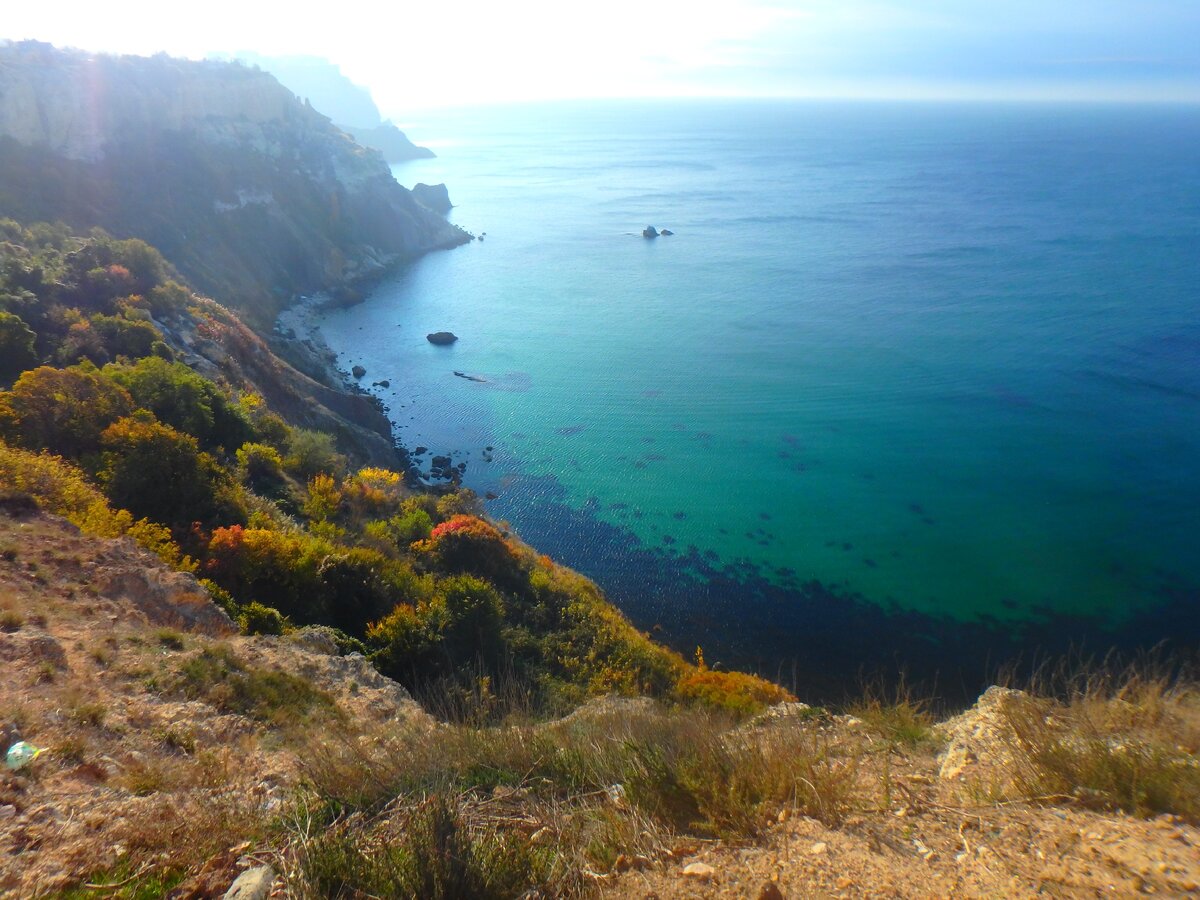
[318,101,1200,680]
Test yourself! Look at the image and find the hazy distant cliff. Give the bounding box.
[0,41,466,321]
[224,52,436,162]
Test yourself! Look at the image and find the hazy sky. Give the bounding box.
[5,1,1199,112]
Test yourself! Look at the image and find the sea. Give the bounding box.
[316,100,1200,698]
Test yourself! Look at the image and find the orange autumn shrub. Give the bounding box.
[415,514,527,590]
[675,668,795,715]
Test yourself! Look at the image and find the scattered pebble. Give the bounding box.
[683,861,716,881]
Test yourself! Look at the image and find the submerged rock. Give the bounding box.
[427,331,458,345]
[642,225,659,238]
[351,365,366,378]
[660,228,674,235]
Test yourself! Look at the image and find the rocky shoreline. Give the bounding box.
[272,291,469,488]
[273,293,353,391]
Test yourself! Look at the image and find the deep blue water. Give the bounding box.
[318,101,1200,695]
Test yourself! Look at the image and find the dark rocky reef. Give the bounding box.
[411,183,453,214]
[0,42,468,327]
[427,331,458,345]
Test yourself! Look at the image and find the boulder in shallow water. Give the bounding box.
[427,331,458,345]
[351,365,366,379]
[642,225,659,238]
[660,228,674,235]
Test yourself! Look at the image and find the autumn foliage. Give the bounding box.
[0,220,794,718]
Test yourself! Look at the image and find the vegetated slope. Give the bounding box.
[2,509,1196,897]
[0,507,432,896]
[0,221,403,468]
[0,221,789,717]
[0,41,467,325]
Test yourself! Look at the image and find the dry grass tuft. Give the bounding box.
[295,794,576,899]
[999,664,1200,821]
[289,699,867,894]
[848,676,938,748]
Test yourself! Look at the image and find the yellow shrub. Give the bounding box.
[303,473,342,522]
[675,669,795,715]
[0,439,192,568]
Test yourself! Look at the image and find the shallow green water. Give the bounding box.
[319,100,1200,638]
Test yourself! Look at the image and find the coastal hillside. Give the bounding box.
[225,52,437,162]
[1,39,1195,900]
[1,506,1196,896]
[0,41,465,324]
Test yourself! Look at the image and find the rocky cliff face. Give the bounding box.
[223,52,436,162]
[0,41,468,322]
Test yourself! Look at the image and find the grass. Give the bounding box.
[64,694,108,727]
[90,644,114,666]
[297,794,570,900]
[155,628,185,650]
[0,608,23,632]
[171,644,336,727]
[847,676,938,748]
[56,861,186,900]
[291,698,866,895]
[154,724,197,754]
[0,701,32,734]
[53,733,90,765]
[118,757,182,796]
[998,665,1200,822]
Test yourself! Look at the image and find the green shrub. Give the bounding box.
[0,363,134,459]
[100,414,245,529]
[415,515,527,590]
[107,356,253,453]
[0,312,38,379]
[285,428,346,479]
[238,601,290,636]
[388,507,434,544]
[236,442,285,487]
[0,440,190,565]
[90,313,160,360]
[675,667,795,716]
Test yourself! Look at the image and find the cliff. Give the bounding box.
[0,41,467,324]
[341,121,436,162]
[222,52,437,162]
[225,52,385,130]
